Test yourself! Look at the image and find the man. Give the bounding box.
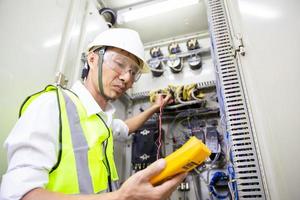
[0,28,186,200]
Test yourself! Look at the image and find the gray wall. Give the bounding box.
[0,0,108,181]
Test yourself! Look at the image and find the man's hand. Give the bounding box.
[116,159,186,200]
[153,94,173,109]
[21,160,186,200]
[125,94,173,133]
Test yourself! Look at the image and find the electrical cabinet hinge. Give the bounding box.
[232,33,245,57]
[55,72,68,87]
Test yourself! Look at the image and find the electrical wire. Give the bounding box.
[191,88,203,101]
[208,171,230,199]
[173,118,192,140]
[192,173,202,200]
[167,110,191,140]
[228,180,236,200]
[164,72,237,199]
[227,164,238,200]
[156,103,164,160]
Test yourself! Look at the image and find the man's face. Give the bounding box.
[89,47,141,100]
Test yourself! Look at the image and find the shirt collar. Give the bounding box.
[71,81,116,117]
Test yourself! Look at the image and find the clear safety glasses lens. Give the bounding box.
[105,52,142,82]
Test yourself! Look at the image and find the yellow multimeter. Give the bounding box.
[150,136,211,185]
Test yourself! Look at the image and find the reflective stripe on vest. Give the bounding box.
[62,90,93,193]
[19,85,119,194]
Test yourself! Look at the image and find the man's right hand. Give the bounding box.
[22,159,185,200]
[116,159,187,200]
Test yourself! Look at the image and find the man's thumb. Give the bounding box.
[142,159,166,180]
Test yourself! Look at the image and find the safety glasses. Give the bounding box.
[104,51,142,82]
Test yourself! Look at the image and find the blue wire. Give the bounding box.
[209,171,230,199]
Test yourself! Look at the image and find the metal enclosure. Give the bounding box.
[223,0,300,199]
[1,0,299,199]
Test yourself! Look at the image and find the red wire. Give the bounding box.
[157,103,163,160]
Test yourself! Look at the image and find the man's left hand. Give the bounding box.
[153,94,173,109]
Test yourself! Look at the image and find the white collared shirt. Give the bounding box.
[0,81,129,200]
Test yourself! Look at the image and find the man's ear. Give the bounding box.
[87,52,96,69]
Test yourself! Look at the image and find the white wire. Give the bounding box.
[228,181,236,200]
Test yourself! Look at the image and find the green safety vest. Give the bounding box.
[19,85,119,194]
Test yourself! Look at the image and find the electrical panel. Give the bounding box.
[119,1,267,200]
[125,34,233,200]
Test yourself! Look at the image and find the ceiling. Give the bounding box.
[98,0,209,44]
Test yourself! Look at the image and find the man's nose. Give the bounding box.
[119,71,132,83]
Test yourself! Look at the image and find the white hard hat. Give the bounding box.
[87,28,149,73]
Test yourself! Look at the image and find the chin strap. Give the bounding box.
[97,47,111,101]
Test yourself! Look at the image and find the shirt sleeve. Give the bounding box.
[112,119,130,142]
[0,92,59,200]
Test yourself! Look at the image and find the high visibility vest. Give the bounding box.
[19,85,119,194]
